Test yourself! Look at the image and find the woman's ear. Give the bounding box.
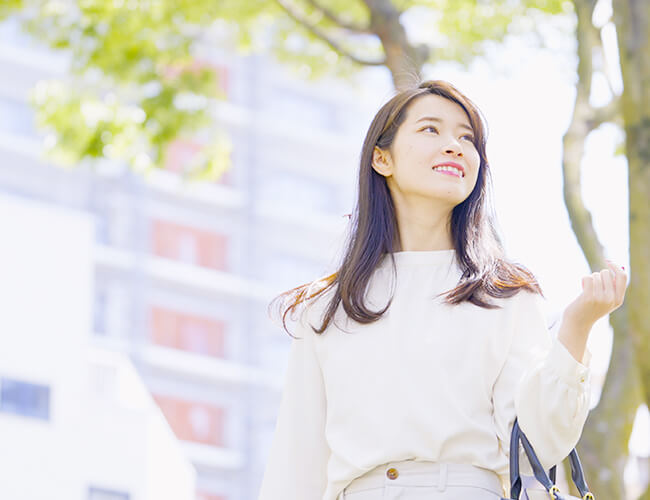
[371,146,393,177]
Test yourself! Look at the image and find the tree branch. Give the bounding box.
[303,0,372,34]
[562,0,606,271]
[274,0,386,66]
[596,26,618,97]
[589,96,622,129]
[361,0,425,89]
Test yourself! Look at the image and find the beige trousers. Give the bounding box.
[337,460,505,500]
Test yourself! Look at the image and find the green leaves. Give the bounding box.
[404,0,572,66]
[29,63,220,175]
[10,0,228,177]
[0,0,23,19]
[3,0,575,178]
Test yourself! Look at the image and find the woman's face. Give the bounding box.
[373,94,481,209]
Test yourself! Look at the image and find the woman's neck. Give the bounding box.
[392,200,454,252]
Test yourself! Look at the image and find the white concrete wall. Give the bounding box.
[0,193,195,500]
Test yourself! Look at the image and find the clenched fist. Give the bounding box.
[557,261,628,364]
[564,260,628,328]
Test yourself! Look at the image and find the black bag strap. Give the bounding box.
[509,420,522,498]
[509,418,594,499]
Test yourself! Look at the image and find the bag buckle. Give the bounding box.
[549,485,560,499]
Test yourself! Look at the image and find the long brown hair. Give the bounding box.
[270,80,541,337]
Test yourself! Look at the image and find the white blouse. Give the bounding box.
[258,250,592,500]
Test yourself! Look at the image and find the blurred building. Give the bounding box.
[0,16,368,500]
[0,193,196,500]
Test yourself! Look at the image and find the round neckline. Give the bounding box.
[383,249,456,266]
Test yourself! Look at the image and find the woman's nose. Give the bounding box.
[443,137,463,156]
[444,145,463,156]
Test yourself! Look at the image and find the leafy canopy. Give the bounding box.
[2,0,571,178]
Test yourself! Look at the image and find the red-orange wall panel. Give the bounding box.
[149,306,226,358]
[151,219,228,270]
[196,492,226,500]
[153,395,225,446]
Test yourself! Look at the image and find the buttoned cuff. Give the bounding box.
[548,337,591,388]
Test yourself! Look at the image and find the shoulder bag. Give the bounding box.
[503,418,595,500]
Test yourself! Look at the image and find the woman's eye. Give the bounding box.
[422,127,474,142]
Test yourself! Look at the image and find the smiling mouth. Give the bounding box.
[432,165,464,178]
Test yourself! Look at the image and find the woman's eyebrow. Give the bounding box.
[415,116,473,132]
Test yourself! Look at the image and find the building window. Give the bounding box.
[163,138,233,186]
[149,306,226,358]
[0,377,50,420]
[163,139,202,174]
[153,395,224,446]
[87,487,130,500]
[150,219,229,270]
[196,492,226,500]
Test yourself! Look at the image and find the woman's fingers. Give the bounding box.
[606,260,628,305]
[571,261,628,327]
[582,274,594,297]
[592,271,603,300]
[600,268,615,303]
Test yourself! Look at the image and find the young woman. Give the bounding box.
[257,80,627,500]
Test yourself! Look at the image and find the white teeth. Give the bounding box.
[433,165,463,177]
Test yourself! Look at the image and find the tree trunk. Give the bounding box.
[613,0,650,497]
[560,0,647,497]
[576,305,643,498]
[363,0,426,89]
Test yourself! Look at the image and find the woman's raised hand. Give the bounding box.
[564,260,628,330]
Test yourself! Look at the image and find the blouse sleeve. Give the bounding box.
[257,305,330,500]
[492,291,592,476]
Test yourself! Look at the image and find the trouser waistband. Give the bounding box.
[344,460,503,495]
